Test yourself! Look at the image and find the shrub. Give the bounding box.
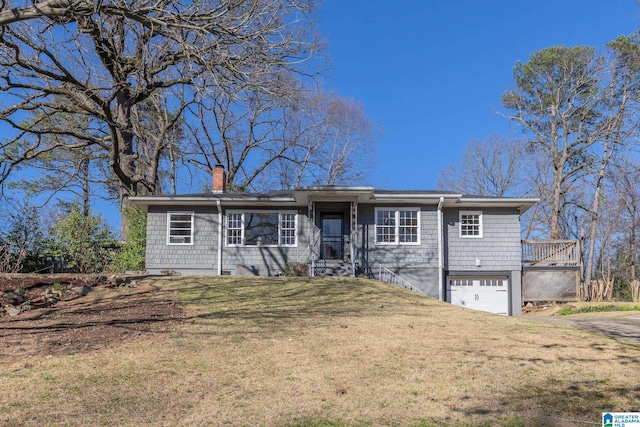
[284,262,309,277]
[110,207,146,272]
[48,202,116,273]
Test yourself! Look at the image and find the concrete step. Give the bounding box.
[313,261,353,277]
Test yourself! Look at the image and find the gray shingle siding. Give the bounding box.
[146,205,219,274]
[221,208,311,276]
[144,203,524,309]
[356,204,439,296]
[137,187,534,316]
[444,207,522,271]
[356,205,438,267]
[443,207,523,315]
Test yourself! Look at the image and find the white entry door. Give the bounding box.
[447,276,509,315]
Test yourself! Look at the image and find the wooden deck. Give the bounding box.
[522,240,580,267]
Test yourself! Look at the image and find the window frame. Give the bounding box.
[226,210,298,248]
[279,212,297,246]
[374,207,421,246]
[459,210,483,239]
[166,211,195,245]
[227,212,243,246]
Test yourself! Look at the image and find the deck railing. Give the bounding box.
[522,240,580,266]
[377,264,424,294]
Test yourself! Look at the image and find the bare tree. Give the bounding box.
[611,160,640,301]
[501,46,605,239]
[581,35,640,294]
[437,134,528,197]
[183,82,377,192]
[130,92,187,196]
[0,0,321,214]
[306,91,377,186]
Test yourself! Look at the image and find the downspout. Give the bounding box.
[217,200,222,276]
[437,197,444,301]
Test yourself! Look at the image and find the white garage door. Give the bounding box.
[447,276,509,315]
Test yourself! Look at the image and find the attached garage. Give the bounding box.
[446,276,510,316]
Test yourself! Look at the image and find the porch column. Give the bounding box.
[350,200,358,277]
[308,200,316,276]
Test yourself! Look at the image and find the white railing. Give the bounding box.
[377,264,424,294]
[522,240,580,266]
[298,229,322,263]
[310,259,327,277]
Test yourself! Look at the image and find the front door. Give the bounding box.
[321,214,344,260]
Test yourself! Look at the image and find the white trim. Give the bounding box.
[226,211,244,247]
[216,200,222,275]
[279,212,298,247]
[437,197,444,301]
[166,211,194,245]
[459,210,483,239]
[374,207,421,246]
[225,209,298,248]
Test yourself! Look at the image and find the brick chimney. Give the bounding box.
[212,164,226,193]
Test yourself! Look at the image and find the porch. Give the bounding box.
[303,199,360,278]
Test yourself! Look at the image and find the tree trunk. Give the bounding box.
[81,156,90,217]
[585,162,606,297]
[550,163,564,239]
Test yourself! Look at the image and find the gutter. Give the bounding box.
[437,196,444,301]
[130,196,297,207]
[455,197,539,213]
[217,200,222,276]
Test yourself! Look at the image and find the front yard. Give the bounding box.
[1,276,639,426]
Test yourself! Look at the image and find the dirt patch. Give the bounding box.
[0,273,115,292]
[520,301,566,316]
[0,279,184,360]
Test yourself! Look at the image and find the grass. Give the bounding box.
[1,276,640,426]
[559,304,640,315]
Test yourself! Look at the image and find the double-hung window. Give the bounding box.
[227,211,297,247]
[375,208,420,245]
[460,211,482,238]
[227,213,243,245]
[280,213,296,246]
[167,212,194,245]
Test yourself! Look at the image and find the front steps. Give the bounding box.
[312,260,354,277]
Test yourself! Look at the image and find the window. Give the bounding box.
[460,211,482,238]
[375,208,420,245]
[245,212,279,246]
[167,212,194,245]
[227,213,243,245]
[280,213,296,246]
[227,211,297,247]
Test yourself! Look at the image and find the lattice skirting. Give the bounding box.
[523,268,580,302]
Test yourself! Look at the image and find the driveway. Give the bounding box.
[526,314,640,343]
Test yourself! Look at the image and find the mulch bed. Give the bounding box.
[0,273,116,292]
[0,275,184,360]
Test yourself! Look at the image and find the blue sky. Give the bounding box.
[318,0,640,189]
[2,2,640,232]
